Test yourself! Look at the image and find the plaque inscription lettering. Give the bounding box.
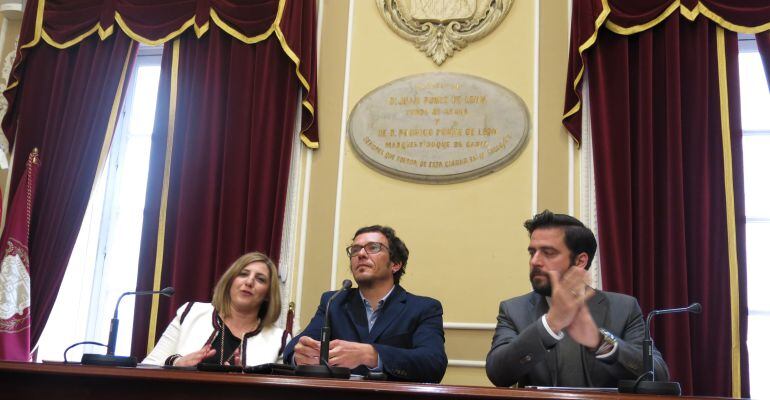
[348,73,529,183]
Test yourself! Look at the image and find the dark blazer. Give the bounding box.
[486,290,669,388]
[284,285,447,383]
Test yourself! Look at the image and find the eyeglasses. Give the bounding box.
[345,242,389,257]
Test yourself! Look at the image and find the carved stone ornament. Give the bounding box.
[377,0,513,65]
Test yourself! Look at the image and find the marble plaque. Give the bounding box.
[348,73,529,184]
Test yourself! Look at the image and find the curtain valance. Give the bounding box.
[22,0,290,47]
[3,0,318,148]
[563,0,770,144]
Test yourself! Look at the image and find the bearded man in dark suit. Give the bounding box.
[486,211,669,388]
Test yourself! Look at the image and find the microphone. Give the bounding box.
[643,302,701,379]
[81,287,175,367]
[106,287,175,355]
[619,302,702,395]
[295,279,353,379]
[320,279,352,364]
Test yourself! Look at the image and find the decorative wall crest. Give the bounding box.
[377,0,513,65]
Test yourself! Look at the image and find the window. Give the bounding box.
[36,47,162,361]
[33,42,304,362]
[738,37,770,399]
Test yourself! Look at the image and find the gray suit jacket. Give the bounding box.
[486,290,669,387]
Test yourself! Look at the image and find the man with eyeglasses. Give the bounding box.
[485,210,669,388]
[283,225,447,383]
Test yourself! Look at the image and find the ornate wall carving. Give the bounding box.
[377,0,513,65]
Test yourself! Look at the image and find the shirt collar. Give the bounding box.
[359,285,396,309]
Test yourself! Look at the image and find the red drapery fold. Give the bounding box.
[40,0,279,43]
[3,0,317,147]
[279,0,317,144]
[566,3,755,396]
[1,0,316,357]
[563,0,770,142]
[131,23,301,357]
[561,2,766,396]
[1,27,137,348]
[586,18,747,396]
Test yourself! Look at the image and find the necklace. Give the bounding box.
[218,321,234,365]
[217,316,261,366]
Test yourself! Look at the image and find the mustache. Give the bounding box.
[529,267,549,280]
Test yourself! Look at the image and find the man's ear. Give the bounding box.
[573,252,589,270]
[390,262,402,274]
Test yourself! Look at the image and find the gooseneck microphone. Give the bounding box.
[619,302,702,395]
[107,287,175,356]
[81,287,175,367]
[320,279,352,364]
[295,279,353,379]
[643,302,701,378]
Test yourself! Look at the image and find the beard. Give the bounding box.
[529,267,552,297]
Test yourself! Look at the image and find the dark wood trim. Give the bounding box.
[0,361,722,400]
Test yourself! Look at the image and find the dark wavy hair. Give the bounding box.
[353,225,409,284]
[524,210,597,269]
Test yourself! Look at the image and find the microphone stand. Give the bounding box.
[295,280,352,379]
[81,287,175,367]
[619,302,702,396]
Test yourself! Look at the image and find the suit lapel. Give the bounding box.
[531,293,558,386]
[588,290,610,330]
[582,290,609,381]
[368,285,407,342]
[343,289,369,341]
[531,292,549,320]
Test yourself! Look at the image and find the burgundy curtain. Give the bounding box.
[21,0,318,146]
[1,6,137,348]
[758,31,770,90]
[561,1,765,396]
[0,0,316,357]
[130,22,306,357]
[563,0,770,141]
[584,19,746,396]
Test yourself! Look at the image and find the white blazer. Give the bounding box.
[143,302,284,366]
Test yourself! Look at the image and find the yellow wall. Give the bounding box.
[293,0,352,330]
[0,0,580,388]
[296,0,576,387]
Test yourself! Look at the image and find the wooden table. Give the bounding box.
[0,361,717,400]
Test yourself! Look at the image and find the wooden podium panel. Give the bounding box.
[0,361,711,400]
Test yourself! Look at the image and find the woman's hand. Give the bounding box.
[173,344,216,366]
[226,347,242,366]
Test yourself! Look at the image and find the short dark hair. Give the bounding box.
[353,225,409,284]
[524,210,597,269]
